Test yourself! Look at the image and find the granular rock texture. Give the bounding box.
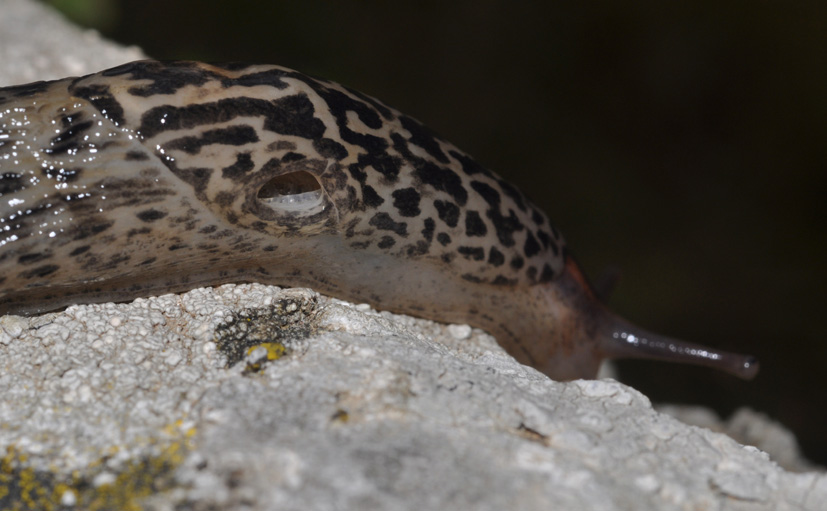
[0,283,825,510]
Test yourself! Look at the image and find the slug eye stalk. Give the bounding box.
[561,257,759,380]
[598,316,759,380]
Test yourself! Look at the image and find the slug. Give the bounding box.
[0,60,758,380]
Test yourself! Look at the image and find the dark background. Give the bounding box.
[45,0,826,465]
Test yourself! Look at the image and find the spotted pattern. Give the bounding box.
[1,60,564,302]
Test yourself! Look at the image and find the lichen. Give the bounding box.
[244,341,288,373]
[214,297,318,367]
[0,423,196,510]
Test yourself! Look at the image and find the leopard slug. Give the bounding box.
[0,60,758,380]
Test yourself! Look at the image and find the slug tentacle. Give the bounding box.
[532,257,759,380]
[597,315,760,379]
[0,60,758,381]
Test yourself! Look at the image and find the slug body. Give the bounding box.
[0,61,757,380]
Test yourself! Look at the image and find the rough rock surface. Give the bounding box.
[1,284,825,510]
[1,1,825,510]
[0,0,145,85]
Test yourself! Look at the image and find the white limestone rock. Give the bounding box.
[0,0,145,86]
[1,283,825,510]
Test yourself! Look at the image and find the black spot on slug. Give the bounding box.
[368,153,402,181]
[282,152,305,162]
[539,264,555,283]
[497,178,527,212]
[46,120,94,155]
[412,161,467,206]
[136,209,168,222]
[436,232,451,246]
[170,167,212,195]
[43,167,81,183]
[524,232,541,258]
[537,230,551,249]
[461,273,483,283]
[138,94,326,140]
[17,252,49,265]
[318,86,384,129]
[488,209,524,248]
[313,138,348,160]
[434,200,460,228]
[343,218,360,239]
[392,187,421,217]
[470,180,501,208]
[464,211,487,237]
[127,227,151,237]
[71,83,126,127]
[20,264,59,279]
[399,115,449,163]
[343,85,394,120]
[1,81,50,98]
[125,151,149,161]
[222,153,255,180]
[458,246,485,261]
[164,125,259,155]
[391,133,467,205]
[492,275,517,286]
[275,140,297,151]
[348,165,368,184]
[361,185,385,208]
[115,60,213,97]
[531,209,545,226]
[221,68,291,89]
[406,240,429,256]
[448,150,494,178]
[369,212,407,236]
[72,220,114,240]
[378,236,396,249]
[69,245,91,256]
[488,247,505,267]
[421,218,435,242]
[0,173,25,195]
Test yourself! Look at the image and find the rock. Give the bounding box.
[0,0,145,85]
[1,1,825,509]
[658,405,821,474]
[0,283,824,510]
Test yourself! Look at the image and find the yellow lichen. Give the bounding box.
[243,342,288,373]
[331,409,350,423]
[246,342,287,361]
[0,423,197,510]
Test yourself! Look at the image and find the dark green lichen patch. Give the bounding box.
[214,296,319,368]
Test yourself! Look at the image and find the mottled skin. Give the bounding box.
[0,61,757,380]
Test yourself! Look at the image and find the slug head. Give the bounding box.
[528,257,759,380]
